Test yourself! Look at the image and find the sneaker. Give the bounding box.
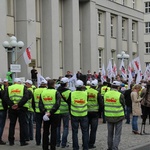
[0,140,6,145]
[9,142,14,146]
[89,145,96,149]
[61,144,69,148]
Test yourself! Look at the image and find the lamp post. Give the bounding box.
[2,36,24,81]
[117,51,129,60]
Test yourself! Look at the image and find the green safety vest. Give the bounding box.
[71,91,87,117]
[41,89,60,114]
[59,90,71,114]
[28,88,34,112]
[8,84,29,108]
[101,86,110,96]
[87,88,99,112]
[85,86,90,90]
[34,87,46,113]
[0,89,4,110]
[104,90,124,117]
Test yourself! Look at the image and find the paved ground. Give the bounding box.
[1,117,150,150]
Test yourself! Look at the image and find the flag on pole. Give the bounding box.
[143,64,150,80]
[132,57,141,73]
[136,70,142,84]
[101,64,106,83]
[112,62,117,78]
[119,59,127,80]
[106,60,113,79]
[37,73,47,87]
[128,62,133,88]
[23,47,31,65]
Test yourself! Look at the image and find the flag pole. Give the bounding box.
[14,42,33,64]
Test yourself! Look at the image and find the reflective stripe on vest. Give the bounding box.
[8,84,24,104]
[71,91,87,117]
[28,88,34,112]
[87,88,99,112]
[104,90,124,117]
[41,89,60,114]
[59,90,71,114]
[34,87,46,113]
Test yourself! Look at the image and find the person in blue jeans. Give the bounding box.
[67,80,89,150]
[130,84,142,134]
[56,77,71,148]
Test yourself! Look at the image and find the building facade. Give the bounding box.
[0,0,145,80]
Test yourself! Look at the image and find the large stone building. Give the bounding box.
[0,0,146,80]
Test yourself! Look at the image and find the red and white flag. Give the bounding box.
[128,62,133,88]
[144,64,150,80]
[106,60,113,79]
[23,47,31,65]
[112,62,117,78]
[119,59,127,80]
[101,64,106,83]
[132,57,141,73]
[136,70,143,84]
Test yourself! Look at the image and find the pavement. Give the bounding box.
[1,117,150,150]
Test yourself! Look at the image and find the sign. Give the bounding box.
[29,59,36,67]
[10,64,21,72]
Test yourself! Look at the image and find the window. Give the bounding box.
[122,20,125,39]
[145,2,150,13]
[132,22,136,41]
[122,0,126,5]
[132,0,135,9]
[98,49,102,70]
[7,0,14,16]
[98,11,102,35]
[145,22,150,33]
[36,38,41,67]
[111,16,114,37]
[35,0,41,22]
[145,42,150,54]
[59,41,63,69]
[59,0,63,27]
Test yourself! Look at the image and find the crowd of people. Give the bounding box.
[0,69,150,150]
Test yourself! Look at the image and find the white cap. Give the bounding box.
[45,77,51,80]
[86,80,91,85]
[25,79,33,85]
[41,79,47,85]
[75,80,83,87]
[60,77,69,84]
[112,81,121,86]
[14,78,21,83]
[91,79,98,87]
[3,79,8,82]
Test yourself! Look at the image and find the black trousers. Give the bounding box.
[8,108,27,144]
[42,114,60,150]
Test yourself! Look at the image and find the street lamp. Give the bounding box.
[117,51,129,60]
[2,36,24,81]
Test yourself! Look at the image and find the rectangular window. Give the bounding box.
[145,2,150,13]
[145,42,150,54]
[98,11,102,35]
[36,38,41,67]
[145,22,150,33]
[98,49,102,70]
[133,0,135,9]
[59,41,63,69]
[122,20,125,39]
[7,0,14,16]
[132,22,136,41]
[59,0,63,27]
[35,0,41,22]
[111,16,114,37]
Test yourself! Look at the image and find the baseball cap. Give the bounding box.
[14,78,21,83]
[25,79,33,85]
[3,79,8,82]
[60,77,69,84]
[45,77,51,80]
[112,81,121,86]
[91,79,98,87]
[75,80,83,87]
[86,80,91,85]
